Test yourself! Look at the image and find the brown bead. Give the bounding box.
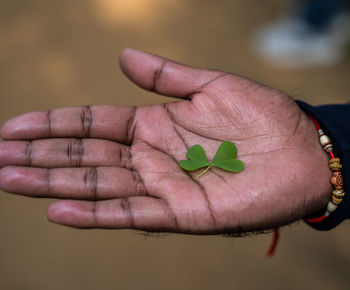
[332,189,345,198]
[329,158,342,171]
[331,171,343,189]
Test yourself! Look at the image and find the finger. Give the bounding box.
[0,105,136,143]
[0,139,131,169]
[46,197,178,230]
[119,48,228,99]
[0,166,146,200]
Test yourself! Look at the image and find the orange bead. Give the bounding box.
[332,196,343,204]
[331,171,343,188]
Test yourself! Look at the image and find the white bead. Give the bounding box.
[327,201,338,213]
[332,199,341,205]
[324,144,333,152]
[320,135,331,146]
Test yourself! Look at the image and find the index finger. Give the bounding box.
[0,105,136,144]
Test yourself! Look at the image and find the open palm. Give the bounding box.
[0,49,331,234]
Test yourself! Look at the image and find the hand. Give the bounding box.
[0,49,331,234]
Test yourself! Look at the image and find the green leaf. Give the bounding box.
[179,141,244,178]
[211,159,244,172]
[186,144,209,164]
[211,141,243,172]
[179,160,208,171]
[178,144,209,171]
[211,141,237,165]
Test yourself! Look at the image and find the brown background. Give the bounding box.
[0,1,349,290]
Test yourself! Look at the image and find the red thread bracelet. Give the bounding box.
[266,228,279,257]
[267,114,345,257]
[304,115,345,223]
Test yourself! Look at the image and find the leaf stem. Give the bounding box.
[195,166,211,180]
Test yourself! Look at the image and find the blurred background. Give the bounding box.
[0,1,349,289]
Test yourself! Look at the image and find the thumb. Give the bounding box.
[119,48,228,99]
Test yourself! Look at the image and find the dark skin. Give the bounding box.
[0,48,331,234]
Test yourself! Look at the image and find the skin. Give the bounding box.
[0,48,332,234]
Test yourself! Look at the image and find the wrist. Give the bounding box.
[303,115,333,215]
[300,110,346,225]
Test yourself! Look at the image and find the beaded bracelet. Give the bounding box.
[267,114,345,257]
[304,115,345,223]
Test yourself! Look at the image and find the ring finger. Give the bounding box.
[0,138,132,169]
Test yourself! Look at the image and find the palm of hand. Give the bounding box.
[0,49,331,234]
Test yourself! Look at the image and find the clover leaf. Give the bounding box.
[179,141,244,179]
[178,144,209,170]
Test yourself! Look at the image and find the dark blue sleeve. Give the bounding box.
[296,100,350,230]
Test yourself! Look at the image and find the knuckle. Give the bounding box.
[119,146,132,169]
[80,106,93,138]
[67,139,84,167]
[84,167,98,200]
